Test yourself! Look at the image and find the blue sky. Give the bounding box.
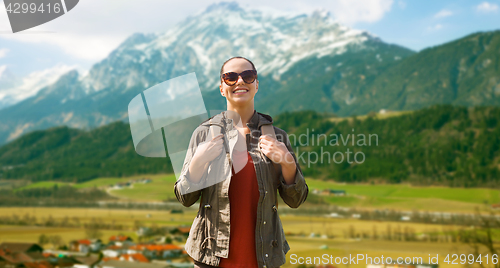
[358,0,500,51]
[0,0,499,78]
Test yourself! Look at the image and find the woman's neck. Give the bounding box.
[227,102,255,127]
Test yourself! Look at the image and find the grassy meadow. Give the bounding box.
[0,207,486,268]
[16,173,497,213]
[0,207,196,244]
[10,174,499,212]
[2,174,499,267]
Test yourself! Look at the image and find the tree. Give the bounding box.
[48,235,63,249]
[38,234,49,246]
[85,219,103,239]
[468,208,500,268]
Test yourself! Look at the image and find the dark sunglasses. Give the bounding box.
[221,70,257,86]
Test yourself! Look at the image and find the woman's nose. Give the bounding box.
[235,75,245,85]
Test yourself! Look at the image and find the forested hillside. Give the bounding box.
[0,122,172,182]
[276,105,500,187]
[1,105,499,187]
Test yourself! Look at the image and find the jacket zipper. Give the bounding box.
[259,156,266,267]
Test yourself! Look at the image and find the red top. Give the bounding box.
[218,151,259,268]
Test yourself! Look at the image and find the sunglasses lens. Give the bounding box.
[222,70,257,86]
[223,72,238,86]
[241,70,256,84]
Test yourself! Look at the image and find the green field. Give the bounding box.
[107,174,178,201]
[15,174,500,212]
[104,175,498,212]
[308,180,500,203]
[0,207,486,268]
[16,181,72,190]
[307,179,499,211]
[16,174,171,190]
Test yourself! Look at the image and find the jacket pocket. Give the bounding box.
[200,203,216,250]
[278,216,289,254]
[270,210,288,258]
[189,215,204,240]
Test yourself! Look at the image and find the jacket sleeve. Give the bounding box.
[174,126,208,207]
[276,129,308,208]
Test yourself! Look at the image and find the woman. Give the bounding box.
[174,57,308,268]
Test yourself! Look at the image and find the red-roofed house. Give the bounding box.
[109,236,132,243]
[119,253,149,263]
[159,244,183,259]
[69,240,102,253]
[127,244,183,260]
[101,257,119,262]
[108,236,133,247]
[72,255,101,268]
[171,227,190,236]
[41,253,53,258]
[102,245,127,258]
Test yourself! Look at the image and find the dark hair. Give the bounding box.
[219,56,257,82]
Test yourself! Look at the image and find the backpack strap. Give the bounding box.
[260,124,282,209]
[209,119,221,139]
[209,119,231,168]
[260,124,283,176]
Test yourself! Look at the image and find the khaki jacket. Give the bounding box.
[174,110,308,268]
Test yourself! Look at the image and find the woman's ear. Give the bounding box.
[256,80,259,93]
[219,83,225,97]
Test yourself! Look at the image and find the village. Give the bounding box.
[0,227,442,268]
[0,227,193,268]
[0,237,441,268]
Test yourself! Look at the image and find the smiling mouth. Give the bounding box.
[233,88,249,94]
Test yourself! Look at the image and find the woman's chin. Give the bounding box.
[227,97,252,106]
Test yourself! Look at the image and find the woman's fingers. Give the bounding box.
[212,134,224,141]
[213,138,223,146]
[259,135,275,142]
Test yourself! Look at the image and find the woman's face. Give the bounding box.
[219,58,258,107]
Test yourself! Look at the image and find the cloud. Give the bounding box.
[0,65,6,78]
[0,33,124,62]
[428,24,443,31]
[434,9,453,18]
[476,2,499,12]
[0,0,210,61]
[0,48,8,59]
[0,0,394,62]
[398,1,406,9]
[332,0,394,24]
[0,64,78,105]
[289,0,394,25]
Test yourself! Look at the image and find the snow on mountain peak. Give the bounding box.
[205,1,243,13]
[0,64,80,110]
[61,1,379,94]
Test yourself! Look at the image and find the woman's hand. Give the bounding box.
[188,134,224,183]
[259,135,294,165]
[259,135,297,185]
[193,134,224,163]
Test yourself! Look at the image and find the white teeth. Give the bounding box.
[234,90,248,93]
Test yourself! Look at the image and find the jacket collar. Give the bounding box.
[246,110,273,129]
[203,110,273,129]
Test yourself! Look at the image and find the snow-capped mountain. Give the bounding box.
[81,2,381,93]
[0,2,413,144]
[0,66,19,110]
[0,64,78,110]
